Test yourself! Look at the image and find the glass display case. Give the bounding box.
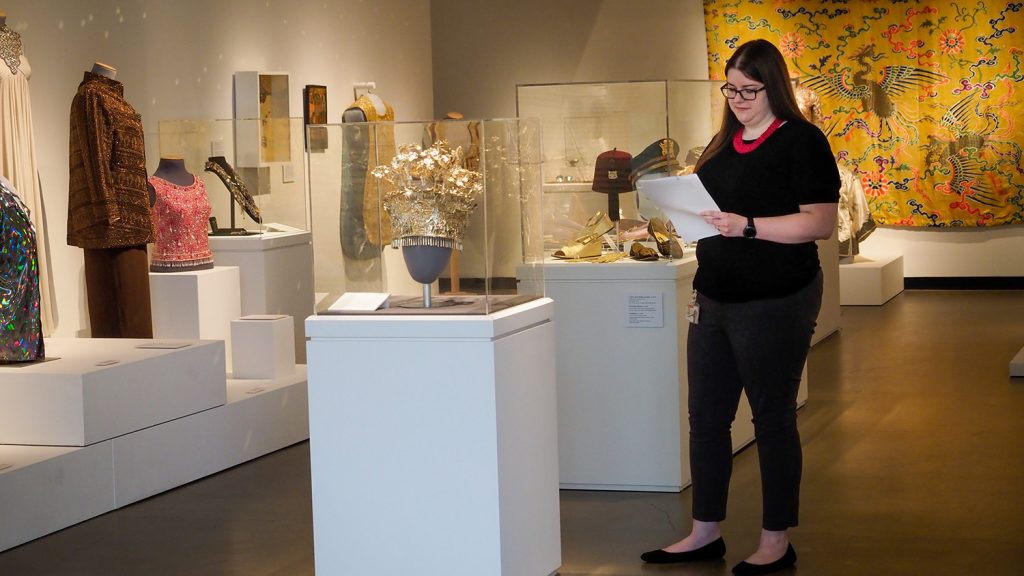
[150,117,309,236]
[516,80,724,250]
[307,117,545,315]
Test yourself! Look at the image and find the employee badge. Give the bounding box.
[685,289,700,324]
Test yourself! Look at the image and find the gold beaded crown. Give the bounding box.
[370,140,482,250]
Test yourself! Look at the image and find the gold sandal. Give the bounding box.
[554,212,614,260]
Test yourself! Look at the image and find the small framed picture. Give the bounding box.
[303,84,328,152]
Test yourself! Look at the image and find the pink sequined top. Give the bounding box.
[148,176,214,272]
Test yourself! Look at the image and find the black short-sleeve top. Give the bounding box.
[694,119,840,302]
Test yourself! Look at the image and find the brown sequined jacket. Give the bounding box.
[67,72,153,248]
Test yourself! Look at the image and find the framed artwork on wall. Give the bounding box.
[304,84,328,152]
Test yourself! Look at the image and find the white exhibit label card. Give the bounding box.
[626,292,663,328]
[328,292,390,312]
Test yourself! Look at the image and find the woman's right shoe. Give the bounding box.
[640,537,726,564]
[731,543,797,575]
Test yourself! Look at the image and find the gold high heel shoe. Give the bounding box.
[554,212,614,260]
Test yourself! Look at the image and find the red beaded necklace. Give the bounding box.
[732,117,784,154]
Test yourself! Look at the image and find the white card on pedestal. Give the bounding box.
[328,292,390,312]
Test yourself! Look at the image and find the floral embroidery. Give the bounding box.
[779,32,805,58]
[938,29,965,55]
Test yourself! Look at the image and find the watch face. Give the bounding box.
[743,223,756,238]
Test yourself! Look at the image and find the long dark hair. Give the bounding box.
[695,39,808,171]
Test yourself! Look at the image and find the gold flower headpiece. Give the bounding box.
[371,140,482,250]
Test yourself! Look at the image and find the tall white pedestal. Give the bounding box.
[815,233,841,344]
[840,254,904,305]
[520,257,807,492]
[149,266,241,370]
[305,299,560,576]
[209,230,314,362]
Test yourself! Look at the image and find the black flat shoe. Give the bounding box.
[640,537,726,564]
[731,543,797,575]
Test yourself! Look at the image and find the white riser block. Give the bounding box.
[230,315,296,380]
[112,368,309,507]
[0,339,226,446]
[840,254,904,306]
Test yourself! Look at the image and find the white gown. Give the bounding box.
[1,51,56,335]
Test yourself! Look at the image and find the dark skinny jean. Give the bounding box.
[687,271,822,531]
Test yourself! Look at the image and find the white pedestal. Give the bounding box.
[209,230,314,363]
[815,233,841,344]
[840,254,904,305]
[230,315,296,380]
[305,299,560,576]
[150,266,241,370]
[0,338,226,446]
[520,257,807,492]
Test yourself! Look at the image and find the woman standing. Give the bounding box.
[641,39,840,575]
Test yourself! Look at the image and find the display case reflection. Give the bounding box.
[153,118,309,237]
[307,118,545,315]
[517,80,724,259]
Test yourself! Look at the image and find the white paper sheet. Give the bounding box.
[328,292,390,312]
[636,174,721,242]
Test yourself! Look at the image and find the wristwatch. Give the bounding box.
[742,216,757,239]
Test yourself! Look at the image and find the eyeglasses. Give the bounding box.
[720,85,766,101]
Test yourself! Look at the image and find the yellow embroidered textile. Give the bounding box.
[349,95,396,246]
[703,1,1024,227]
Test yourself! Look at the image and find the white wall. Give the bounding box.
[4,0,433,337]
[430,0,710,119]
[429,0,710,277]
[861,228,1024,278]
[429,0,1023,281]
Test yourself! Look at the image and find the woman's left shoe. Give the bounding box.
[731,543,797,575]
[640,536,726,564]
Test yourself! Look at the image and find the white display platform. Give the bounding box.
[0,338,226,446]
[1010,346,1024,377]
[112,368,308,507]
[840,254,904,305]
[0,366,308,552]
[149,266,241,370]
[306,298,561,576]
[0,443,114,553]
[519,257,808,492]
[209,229,314,363]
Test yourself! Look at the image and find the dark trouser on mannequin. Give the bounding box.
[687,271,822,530]
[83,245,153,338]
